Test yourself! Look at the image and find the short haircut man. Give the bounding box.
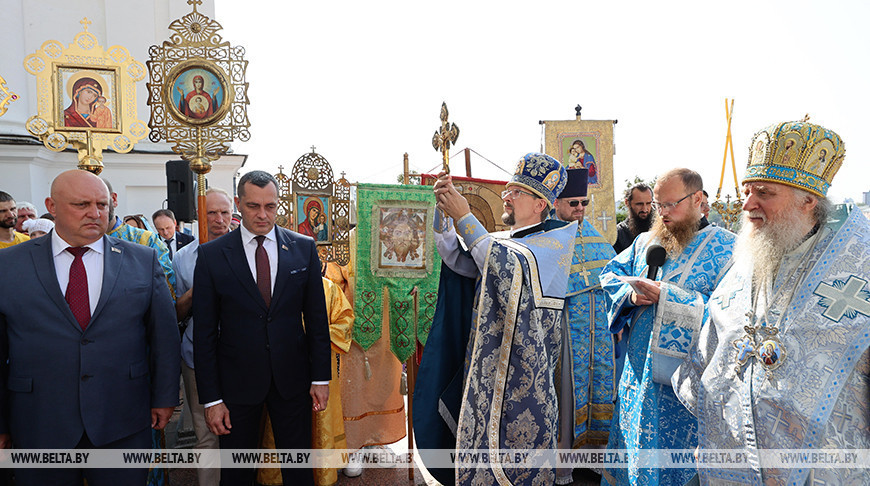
[598,167,736,485]
[172,187,232,486]
[613,182,653,253]
[152,208,193,259]
[0,191,29,249]
[15,201,38,233]
[0,170,179,484]
[194,170,331,485]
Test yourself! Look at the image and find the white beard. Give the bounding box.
[735,202,814,288]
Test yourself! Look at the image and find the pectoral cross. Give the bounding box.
[431,102,459,173]
[732,332,756,373]
[576,265,591,286]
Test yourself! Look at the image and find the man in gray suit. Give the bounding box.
[0,169,180,485]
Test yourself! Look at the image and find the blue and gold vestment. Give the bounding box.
[564,219,617,446]
[600,224,735,486]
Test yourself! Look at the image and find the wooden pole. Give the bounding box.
[196,172,209,243]
[407,286,419,481]
[464,147,472,177]
[403,152,410,185]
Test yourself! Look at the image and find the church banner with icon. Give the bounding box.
[354,184,441,362]
[544,115,617,242]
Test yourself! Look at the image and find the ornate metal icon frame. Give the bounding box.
[23,18,148,173]
[0,74,19,117]
[276,149,350,265]
[163,59,232,127]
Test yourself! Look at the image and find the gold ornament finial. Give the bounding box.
[801,113,811,123]
[431,102,459,173]
[187,0,202,13]
[311,145,316,153]
[79,17,92,32]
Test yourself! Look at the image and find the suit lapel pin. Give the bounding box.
[111,247,121,253]
[281,244,289,251]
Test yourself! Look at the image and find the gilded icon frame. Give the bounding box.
[163,59,231,127]
[54,65,122,133]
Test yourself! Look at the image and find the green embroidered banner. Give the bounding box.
[354,184,441,363]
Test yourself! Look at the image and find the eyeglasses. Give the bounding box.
[567,199,590,207]
[501,188,537,200]
[651,193,694,212]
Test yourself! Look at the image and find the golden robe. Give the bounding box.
[339,230,406,450]
[258,277,354,486]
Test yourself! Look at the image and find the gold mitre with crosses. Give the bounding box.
[743,120,845,197]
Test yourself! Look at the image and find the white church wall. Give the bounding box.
[0,0,247,224]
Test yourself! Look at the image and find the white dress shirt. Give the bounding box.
[239,224,278,292]
[164,235,177,256]
[205,225,324,408]
[51,230,104,315]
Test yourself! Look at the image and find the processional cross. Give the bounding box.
[432,102,459,173]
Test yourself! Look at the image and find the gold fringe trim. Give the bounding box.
[343,405,405,422]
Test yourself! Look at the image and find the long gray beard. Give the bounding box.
[735,205,814,288]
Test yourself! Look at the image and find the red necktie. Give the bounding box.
[65,247,90,330]
[255,236,271,307]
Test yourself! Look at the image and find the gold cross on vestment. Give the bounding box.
[188,0,203,13]
[576,266,591,286]
[80,17,92,32]
[431,102,459,173]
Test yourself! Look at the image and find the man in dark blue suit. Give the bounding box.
[0,169,180,485]
[193,170,331,486]
[152,208,195,259]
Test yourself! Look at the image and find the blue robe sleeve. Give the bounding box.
[599,234,646,335]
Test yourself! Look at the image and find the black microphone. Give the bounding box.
[646,244,666,280]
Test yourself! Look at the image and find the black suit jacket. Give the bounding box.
[0,234,180,448]
[192,226,331,405]
[175,231,195,251]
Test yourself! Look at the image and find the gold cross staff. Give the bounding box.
[432,102,459,173]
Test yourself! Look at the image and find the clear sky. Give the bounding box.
[216,0,870,203]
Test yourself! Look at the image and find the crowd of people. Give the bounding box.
[0,118,868,486]
[420,119,870,486]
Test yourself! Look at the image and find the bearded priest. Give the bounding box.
[599,168,736,486]
[673,120,870,485]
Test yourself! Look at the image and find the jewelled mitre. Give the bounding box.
[743,120,845,197]
[510,152,568,207]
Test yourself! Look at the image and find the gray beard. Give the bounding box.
[501,211,515,226]
[735,205,814,288]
